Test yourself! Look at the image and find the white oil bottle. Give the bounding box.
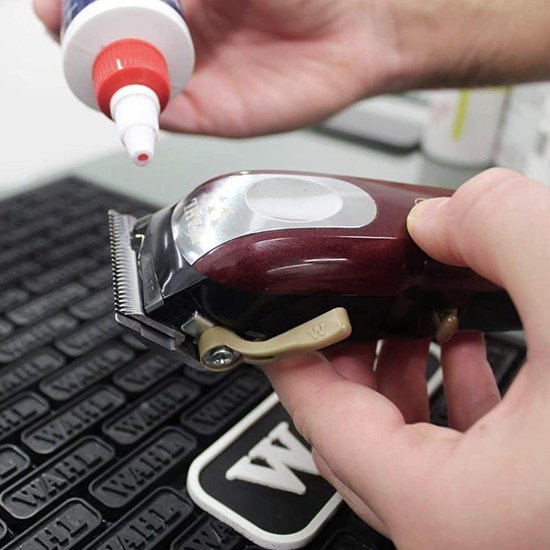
[61,0,194,165]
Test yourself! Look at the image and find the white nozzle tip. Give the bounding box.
[123,124,156,167]
[110,86,160,167]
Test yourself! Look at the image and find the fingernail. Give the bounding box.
[407,197,449,230]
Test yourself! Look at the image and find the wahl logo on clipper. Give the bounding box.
[182,192,235,245]
[306,322,326,341]
[188,394,341,549]
[182,197,204,245]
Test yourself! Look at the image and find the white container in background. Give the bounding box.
[61,0,194,165]
[496,82,550,172]
[422,88,507,167]
[524,96,550,185]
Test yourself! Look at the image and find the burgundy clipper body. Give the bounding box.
[109,171,520,370]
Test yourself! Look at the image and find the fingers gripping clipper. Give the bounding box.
[109,171,520,371]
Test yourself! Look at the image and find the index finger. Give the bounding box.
[33,0,61,35]
[263,352,458,527]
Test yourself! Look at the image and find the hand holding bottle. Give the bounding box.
[35,0,550,138]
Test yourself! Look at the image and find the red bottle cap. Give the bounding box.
[92,38,170,118]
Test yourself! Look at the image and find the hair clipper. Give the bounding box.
[108,171,520,371]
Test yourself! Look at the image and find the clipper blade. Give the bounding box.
[108,210,141,317]
[108,209,197,363]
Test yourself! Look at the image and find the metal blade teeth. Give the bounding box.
[108,210,142,316]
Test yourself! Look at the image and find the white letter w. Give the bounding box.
[225,422,319,495]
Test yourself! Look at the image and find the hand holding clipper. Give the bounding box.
[109,171,520,371]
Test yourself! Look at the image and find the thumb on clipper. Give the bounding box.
[407,168,550,351]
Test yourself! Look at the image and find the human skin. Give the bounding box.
[34,0,550,136]
[34,1,550,547]
[265,169,550,548]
